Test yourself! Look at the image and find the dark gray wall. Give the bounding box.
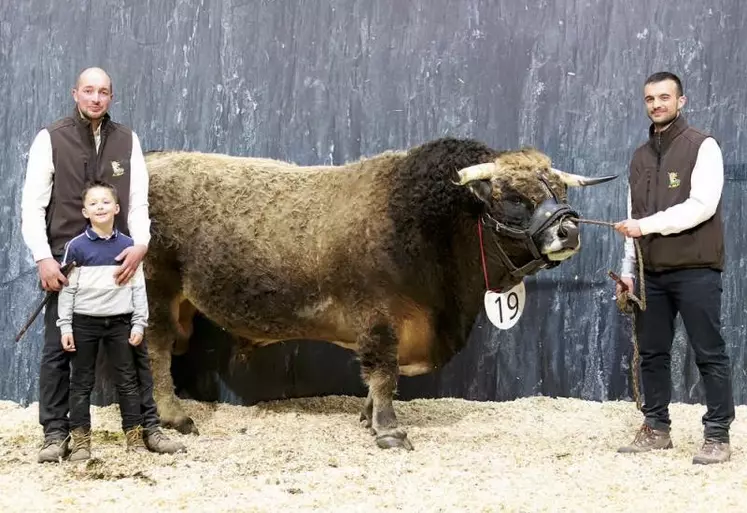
[2,0,745,407]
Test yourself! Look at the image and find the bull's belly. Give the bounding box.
[184,292,436,376]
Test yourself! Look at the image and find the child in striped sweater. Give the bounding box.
[57,181,150,461]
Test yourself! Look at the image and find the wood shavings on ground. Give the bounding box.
[0,396,745,512]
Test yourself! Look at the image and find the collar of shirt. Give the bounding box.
[85,225,119,241]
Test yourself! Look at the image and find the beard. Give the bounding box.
[649,110,679,130]
[78,106,106,121]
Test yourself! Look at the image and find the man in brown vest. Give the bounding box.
[614,71,734,464]
[21,67,185,462]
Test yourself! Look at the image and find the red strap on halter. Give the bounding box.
[477,221,501,293]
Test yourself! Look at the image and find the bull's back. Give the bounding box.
[144,151,407,340]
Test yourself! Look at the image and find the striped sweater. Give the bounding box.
[56,226,148,336]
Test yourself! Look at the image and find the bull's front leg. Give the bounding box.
[358,323,413,450]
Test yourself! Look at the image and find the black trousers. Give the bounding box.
[39,293,161,439]
[69,313,142,431]
[636,268,735,442]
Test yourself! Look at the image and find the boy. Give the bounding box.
[57,181,150,461]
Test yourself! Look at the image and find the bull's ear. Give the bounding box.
[466,180,493,205]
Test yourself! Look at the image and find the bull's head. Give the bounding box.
[456,148,615,276]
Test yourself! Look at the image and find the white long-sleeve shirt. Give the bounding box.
[621,136,724,277]
[20,126,151,262]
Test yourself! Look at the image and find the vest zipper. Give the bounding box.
[654,132,661,213]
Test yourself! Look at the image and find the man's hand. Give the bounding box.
[615,276,635,301]
[614,219,642,238]
[113,244,147,285]
[129,332,143,347]
[61,333,76,352]
[37,258,68,291]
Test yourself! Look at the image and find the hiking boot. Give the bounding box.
[692,439,731,465]
[144,427,187,454]
[68,428,92,462]
[37,437,69,463]
[617,424,673,453]
[125,426,149,453]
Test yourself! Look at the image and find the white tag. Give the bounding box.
[484,281,526,329]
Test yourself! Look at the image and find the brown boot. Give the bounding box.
[37,436,70,463]
[692,439,731,465]
[617,424,673,453]
[144,428,187,454]
[68,428,92,462]
[125,426,149,453]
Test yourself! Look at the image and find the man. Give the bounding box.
[21,67,185,462]
[614,71,734,464]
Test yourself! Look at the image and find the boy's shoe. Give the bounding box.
[144,428,187,454]
[37,436,70,463]
[692,439,731,465]
[125,426,149,453]
[68,428,92,462]
[617,424,673,453]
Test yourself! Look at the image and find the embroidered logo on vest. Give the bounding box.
[667,171,680,189]
[111,161,125,177]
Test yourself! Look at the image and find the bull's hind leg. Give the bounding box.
[359,390,373,430]
[358,323,413,450]
[145,279,199,435]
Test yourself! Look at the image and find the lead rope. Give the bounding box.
[570,217,646,411]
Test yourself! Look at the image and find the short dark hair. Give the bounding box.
[81,180,120,204]
[644,71,683,96]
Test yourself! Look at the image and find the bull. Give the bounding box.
[143,137,614,450]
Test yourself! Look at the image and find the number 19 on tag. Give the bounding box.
[484,281,526,330]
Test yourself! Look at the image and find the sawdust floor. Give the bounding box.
[0,396,745,512]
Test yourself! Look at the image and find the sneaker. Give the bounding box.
[617,424,673,453]
[692,439,731,465]
[37,437,70,463]
[125,426,149,453]
[68,428,92,462]
[144,428,186,454]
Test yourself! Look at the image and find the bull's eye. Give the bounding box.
[499,196,532,228]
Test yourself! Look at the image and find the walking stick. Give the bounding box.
[15,261,76,342]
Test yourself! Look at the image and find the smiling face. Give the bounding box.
[644,78,686,130]
[73,68,113,122]
[82,185,120,231]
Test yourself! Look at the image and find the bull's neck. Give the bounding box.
[450,217,517,323]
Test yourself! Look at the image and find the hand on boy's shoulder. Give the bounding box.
[114,244,148,285]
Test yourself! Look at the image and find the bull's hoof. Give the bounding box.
[162,416,199,435]
[375,431,414,451]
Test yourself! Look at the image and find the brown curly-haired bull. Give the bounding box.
[143,137,614,450]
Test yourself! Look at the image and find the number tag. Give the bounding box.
[484,282,526,329]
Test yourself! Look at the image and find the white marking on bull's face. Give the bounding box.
[539,218,581,261]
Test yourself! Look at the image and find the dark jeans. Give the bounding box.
[636,268,734,442]
[39,293,161,439]
[69,313,142,431]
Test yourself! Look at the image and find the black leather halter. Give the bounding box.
[481,178,579,278]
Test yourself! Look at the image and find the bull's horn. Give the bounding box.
[551,168,617,187]
[456,163,497,185]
